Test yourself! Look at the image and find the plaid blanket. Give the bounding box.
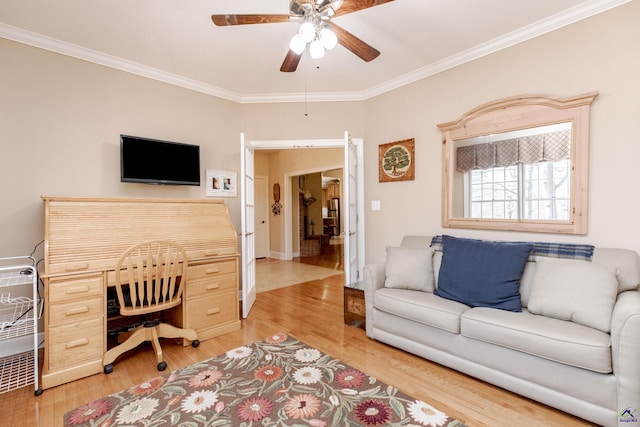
[429,235,594,261]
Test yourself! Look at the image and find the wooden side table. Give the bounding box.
[344,283,366,329]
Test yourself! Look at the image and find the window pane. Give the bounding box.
[522,160,570,220]
[466,159,571,221]
[505,201,518,219]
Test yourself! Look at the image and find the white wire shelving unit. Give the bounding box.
[0,256,42,396]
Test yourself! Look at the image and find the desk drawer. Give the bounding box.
[49,296,103,325]
[49,275,103,303]
[186,276,236,298]
[185,291,237,331]
[48,317,103,370]
[188,261,236,280]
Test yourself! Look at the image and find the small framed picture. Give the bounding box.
[206,170,237,197]
[378,138,415,182]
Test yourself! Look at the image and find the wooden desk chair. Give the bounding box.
[103,240,199,374]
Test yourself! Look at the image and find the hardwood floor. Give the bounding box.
[295,236,344,271]
[0,251,596,426]
[256,237,344,292]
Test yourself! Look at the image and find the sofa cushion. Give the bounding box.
[461,307,612,373]
[528,257,619,333]
[374,288,470,333]
[384,246,435,292]
[518,260,537,308]
[592,247,640,292]
[435,235,532,312]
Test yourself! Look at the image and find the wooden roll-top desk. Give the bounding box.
[40,196,241,389]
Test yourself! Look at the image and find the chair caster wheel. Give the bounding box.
[192,339,200,348]
[104,364,113,374]
[157,361,167,371]
[34,388,43,396]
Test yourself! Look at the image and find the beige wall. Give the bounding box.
[0,37,242,259]
[1,1,639,265]
[363,1,640,262]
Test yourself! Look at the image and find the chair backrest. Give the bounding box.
[114,240,188,316]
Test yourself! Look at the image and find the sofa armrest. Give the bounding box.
[363,263,385,338]
[610,290,640,413]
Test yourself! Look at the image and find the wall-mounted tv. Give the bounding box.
[120,135,200,186]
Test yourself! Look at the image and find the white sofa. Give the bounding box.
[363,235,640,427]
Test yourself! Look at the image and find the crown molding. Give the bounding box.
[361,0,632,100]
[0,22,242,103]
[0,0,630,104]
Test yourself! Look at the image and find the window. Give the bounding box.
[438,92,598,234]
[466,160,571,220]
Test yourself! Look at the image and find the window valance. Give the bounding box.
[456,130,571,173]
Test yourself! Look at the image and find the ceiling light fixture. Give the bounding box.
[288,0,341,58]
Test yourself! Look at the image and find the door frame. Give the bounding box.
[254,175,270,259]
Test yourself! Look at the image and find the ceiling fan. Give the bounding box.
[211,0,394,72]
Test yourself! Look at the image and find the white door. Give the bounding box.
[254,176,268,259]
[241,134,257,318]
[343,132,362,285]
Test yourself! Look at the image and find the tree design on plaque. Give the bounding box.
[378,138,415,182]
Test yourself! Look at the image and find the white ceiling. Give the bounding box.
[0,0,629,103]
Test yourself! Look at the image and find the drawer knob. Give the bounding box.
[66,338,89,349]
[207,307,221,315]
[65,263,89,272]
[206,283,220,290]
[66,306,89,316]
[206,268,221,274]
[66,286,90,294]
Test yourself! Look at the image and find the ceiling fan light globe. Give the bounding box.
[310,39,325,59]
[319,28,337,50]
[299,22,315,43]
[289,34,306,54]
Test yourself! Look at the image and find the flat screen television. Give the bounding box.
[120,135,200,186]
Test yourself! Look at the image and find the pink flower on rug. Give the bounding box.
[309,419,327,426]
[354,399,392,426]
[66,399,112,425]
[236,396,273,422]
[116,397,159,423]
[335,369,366,388]
[407,400,449,426]
[188,369,223,387]
[264,332,288,343]
[180,390,219,414]
[255,365,284,381]
[129,376,165,396]
[284,393,321,419]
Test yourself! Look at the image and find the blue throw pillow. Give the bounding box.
[434,235,533,312]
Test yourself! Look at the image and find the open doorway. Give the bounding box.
[240,135,364,318]
[255,167,345,293]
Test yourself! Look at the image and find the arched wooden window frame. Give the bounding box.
[437,92,598,234]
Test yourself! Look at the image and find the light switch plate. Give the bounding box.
[371,200,381,211]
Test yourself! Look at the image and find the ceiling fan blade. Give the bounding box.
[280,50,303,72]
[334,0,394,17]
[328,23,380,62]
[211,14,291,26]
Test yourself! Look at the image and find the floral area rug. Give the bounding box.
[64,333,466,426]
